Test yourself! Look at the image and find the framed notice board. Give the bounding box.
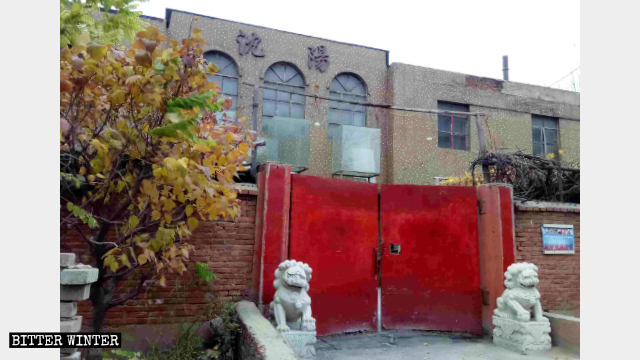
[541,224,575,254]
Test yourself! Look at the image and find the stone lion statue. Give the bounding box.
[270,260,316,332]
[494,262,545,322]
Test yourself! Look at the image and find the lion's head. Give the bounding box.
[273,259,312,291]
[504,262,539,290]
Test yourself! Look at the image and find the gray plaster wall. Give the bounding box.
[165,10,390,179]
[151,9,579,185]
[387,63,580,184]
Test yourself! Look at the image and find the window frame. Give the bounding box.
[328,73,368,128]
[437,101,470,151]
[262,62,306,121]
[531,114,559,157]
[203,51,239,120]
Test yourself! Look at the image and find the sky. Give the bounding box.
[135,0,580,91]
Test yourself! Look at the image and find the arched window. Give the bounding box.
[204,51,239,119]
[329,73,367,127]
[262,62,306,121]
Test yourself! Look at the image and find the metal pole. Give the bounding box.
[250,86,261,178]
[502,55,509,81]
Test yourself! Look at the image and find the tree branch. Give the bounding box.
[107,273,153,308]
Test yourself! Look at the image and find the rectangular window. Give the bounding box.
[437,101,469,150]
[532,115,559,156]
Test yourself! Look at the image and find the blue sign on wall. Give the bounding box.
[541,224,575,254]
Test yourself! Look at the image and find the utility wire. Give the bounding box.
[240,81,487,117]
[547,66,580,87]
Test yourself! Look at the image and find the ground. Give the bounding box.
[315,330,579,360]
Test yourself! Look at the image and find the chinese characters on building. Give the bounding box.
[308,46,329,72]
[237,30,265,57]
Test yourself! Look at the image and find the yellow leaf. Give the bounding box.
[138,254,147,265]
[238,142,249,155]
[163,199,176,212]
[164,213,172,224]
[88,45,107,60]
[186,204,194,217]
[187,217,199,231]
[109,260,119,273]
[159,275,166,287]
[128,215,139,229]
[120,254,131,268]
[151,210,161,221]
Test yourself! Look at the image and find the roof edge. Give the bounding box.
[164,8,390,59]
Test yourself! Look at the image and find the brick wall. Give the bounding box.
[514,202,580,316]
[60,190,258,329]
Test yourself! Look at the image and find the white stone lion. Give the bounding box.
[494,262,546,322]
[270,260,316,332]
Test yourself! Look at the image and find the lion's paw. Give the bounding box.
[277,323,290,332]
[302,317,316,331]
[517,311,530,322]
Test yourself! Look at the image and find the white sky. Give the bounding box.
[136,0,579,91]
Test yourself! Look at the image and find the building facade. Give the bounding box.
[144,8,580,185]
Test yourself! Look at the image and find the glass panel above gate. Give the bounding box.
[332,125,380,178]
[257,116,310,172]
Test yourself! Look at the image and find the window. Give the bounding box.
[204,51,239,120]
[329,73,367,127]
[437,101,469,150]
[262,62,305,121]
[532,115,559,156]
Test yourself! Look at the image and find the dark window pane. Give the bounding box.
[342,110,353,125]
[263,88,276,100]
[438,116,451,132]
[438,131,451,148]
[453,135,467,150]
[329,110,340,124]
[353,112,366,127]
[544,128,558,146]
[222,78,237,95]
[291,104,304,118]
[532,117,543,128]
[533,142,544,156]
[545,118,558,129]
[262,100,275,116]
[438,101,469,113]
[291,94,305,104]
[276,103,289,117]
[532,127,543,142]
[277,91,290,102]
[452,117,467,134]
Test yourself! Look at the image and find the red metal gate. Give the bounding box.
[288,175,379,335]
[380,185,482,333]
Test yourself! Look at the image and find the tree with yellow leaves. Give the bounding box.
[60,25,254,338]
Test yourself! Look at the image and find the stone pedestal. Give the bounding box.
[493,316,551,354]
[281,330,316,359]
[60,253,98,360]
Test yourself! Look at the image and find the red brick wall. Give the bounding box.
[61,191,258,329]
[514,205,580,316]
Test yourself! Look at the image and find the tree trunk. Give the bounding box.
[86,226,111,360]
[86,281,108,360]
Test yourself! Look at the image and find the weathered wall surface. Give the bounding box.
[513,202,580,316]
[139,9,580,185]
[387,63,580,184]
[165,9,390,180]
[60,191,258,330]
